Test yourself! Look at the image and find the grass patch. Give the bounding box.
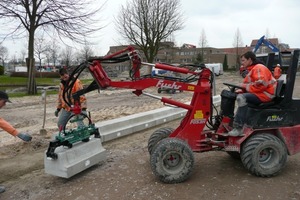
[0,75,95,98]
[0,75,60,85]
[1,75,94,86]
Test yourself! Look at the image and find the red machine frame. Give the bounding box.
[61,46,300,184]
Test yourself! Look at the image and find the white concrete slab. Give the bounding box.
[44,137,106,178]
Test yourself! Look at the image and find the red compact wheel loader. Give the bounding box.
[46,47,300,184]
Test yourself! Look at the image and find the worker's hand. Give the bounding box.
[255,80,263,86]
[235,89,244,94]
[17,132,32,142]
[54,108,61,117]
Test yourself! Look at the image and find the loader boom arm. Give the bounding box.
[64,46,215,151]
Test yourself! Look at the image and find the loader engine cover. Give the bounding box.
[220,90,236,118]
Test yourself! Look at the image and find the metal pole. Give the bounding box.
[42,89,47,129]
[40,88,47,135]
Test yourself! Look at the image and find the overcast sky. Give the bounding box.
[100,0,300,52]
[2,0,300,57]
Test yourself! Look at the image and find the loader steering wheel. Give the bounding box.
[223,83,246,93]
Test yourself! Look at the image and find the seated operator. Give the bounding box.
[228,51,277,136]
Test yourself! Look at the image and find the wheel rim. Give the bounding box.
[162,152,183,173]
[150,138,195,183]
[259,147,276,165]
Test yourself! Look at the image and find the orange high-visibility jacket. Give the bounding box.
[273,66,282,79]
[241,64,277,102]
[57,79,87,111]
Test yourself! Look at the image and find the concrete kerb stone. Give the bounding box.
[44,137,106,178]
[96,95,221,142]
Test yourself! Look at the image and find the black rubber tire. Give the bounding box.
[150,138,194,183]
[148,127,174,155]
[241,133,287,177]
[158,88,162,93]
[227,151,241,160]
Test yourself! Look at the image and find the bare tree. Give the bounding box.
[82,40,95,61]
[44,44,52,68]
[265,28,270,39]
[20,48,27,65]
[116,0,184,68]
[50,41,60,68]
[198,29,208,63]
[35,37,47,72]
[232,28,244,70]
[0,45,8,67]
[76,40,95,64]
[60,46,74,68]
[0,0,104,94]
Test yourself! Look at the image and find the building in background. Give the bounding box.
[104,36,296,77]
[106,42,251,76]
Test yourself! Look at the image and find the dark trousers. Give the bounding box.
[234,93,262,128]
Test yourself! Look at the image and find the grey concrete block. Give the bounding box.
[96,107,186,142]
[96,95,221,143]
[44,137,106,178]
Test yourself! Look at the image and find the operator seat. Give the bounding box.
[248,79,285,109]
[245,80,288,128]
[245,50,299,129]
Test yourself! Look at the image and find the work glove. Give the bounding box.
[0,185,5,193]
[17,132,32,142]
[54,108,61,117]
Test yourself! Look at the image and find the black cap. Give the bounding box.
[0,91,11,103]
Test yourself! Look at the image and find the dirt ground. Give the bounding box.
[1,72,300,200]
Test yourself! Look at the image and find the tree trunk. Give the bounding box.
[235,47,239,71]
[27,29,37,95]
[27,58,37,94]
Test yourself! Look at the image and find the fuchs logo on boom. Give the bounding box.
[266,115,283,122]
[156,80,182,90]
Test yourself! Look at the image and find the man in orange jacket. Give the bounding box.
[228,51,277,136]
[273,64,282,79]
[54,68,87,129]
[0,91,32,193]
